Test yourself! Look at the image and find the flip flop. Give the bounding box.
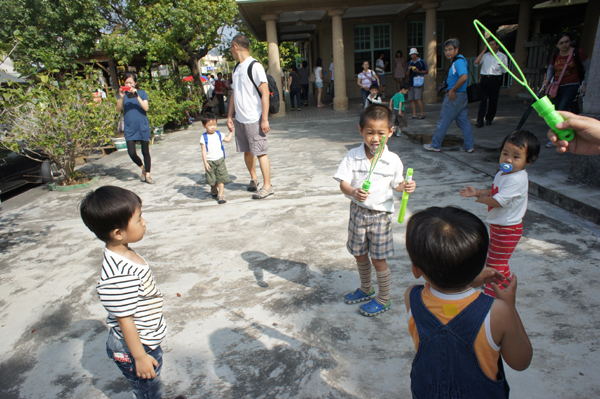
[409,116,418,119]
[418,115,425,119]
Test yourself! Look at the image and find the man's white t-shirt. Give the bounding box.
[479,52,508,76]
[200,131,225,161]
[333,144,404,213]
[329,62,334,80]
[488,170,529,225]
[233,57,268,124]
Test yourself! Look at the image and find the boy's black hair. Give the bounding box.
[500,130,540,164]
[80,186,142,242]
[359,104,393,129]
[369,83,379,90]
[200,112,217,126]
[406,206,489,290]
[400,83,410,91]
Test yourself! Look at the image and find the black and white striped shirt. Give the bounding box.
[97,248,167,349]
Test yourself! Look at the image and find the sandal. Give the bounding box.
[252,187,274,199]
[409,115,418,119]
[140,166,146,182]
[145,175,156,184]
[418,115,425,119]
[217,195,227,204]
[247,179,258,192]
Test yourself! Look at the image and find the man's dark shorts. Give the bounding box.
[206,157,231,186]
[234,120,268,156]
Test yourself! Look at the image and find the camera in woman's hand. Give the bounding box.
[126,91,138,98]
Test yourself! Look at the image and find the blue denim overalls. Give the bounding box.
[409,285,510,399]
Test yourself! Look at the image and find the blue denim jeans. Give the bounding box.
[552,84,579,112]
[106,333,164,399]
[361,88,370,108]
[430,91,474,151]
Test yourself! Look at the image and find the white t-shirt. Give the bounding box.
[487,170,529,225]
[478,52,508,76]
[376,58,385,74]
[232,57,268,124]
[200,131,225,161]
[333,144,404,212]
[329,62,334,80]
[314,66,323,83]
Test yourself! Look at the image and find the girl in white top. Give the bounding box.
[314,58,325,107]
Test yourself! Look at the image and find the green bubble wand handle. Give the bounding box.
[398,168,413,223]
[473,20,574,141]
[361,135,387,194]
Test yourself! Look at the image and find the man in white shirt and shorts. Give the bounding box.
[227,34,274,199]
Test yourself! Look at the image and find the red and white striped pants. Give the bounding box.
[484,223,523,297]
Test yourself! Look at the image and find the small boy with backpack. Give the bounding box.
[200,112,234,204]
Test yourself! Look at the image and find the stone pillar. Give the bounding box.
[262,14,285,117]
[509,0,531,97]
[569,20,600,187]
[329,9,348,111]
[580,0,600,56]
[422,2,439,104]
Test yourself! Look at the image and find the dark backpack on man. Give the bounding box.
[234,60,280,115]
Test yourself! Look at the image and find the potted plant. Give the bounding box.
[1,66,118,187]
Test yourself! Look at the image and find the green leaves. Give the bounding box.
[1,65,118,182]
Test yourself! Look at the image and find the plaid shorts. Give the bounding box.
[346,202,394,259]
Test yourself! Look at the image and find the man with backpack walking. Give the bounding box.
[228,34,274,199]
[423,38,475,153]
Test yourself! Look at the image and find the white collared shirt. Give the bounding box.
[478,52,508,76]
[334,144,404,212]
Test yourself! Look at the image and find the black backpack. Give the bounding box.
[234,60,280,115]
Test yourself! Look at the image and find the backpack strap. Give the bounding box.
[203,131,226,159]
[247,60,263,98]
[217,131,225,159]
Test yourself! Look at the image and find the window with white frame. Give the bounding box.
[407,20,445,70]
[353,24,392,75]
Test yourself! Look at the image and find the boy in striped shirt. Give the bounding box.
[80,186,185,399]
[460,130,540,297]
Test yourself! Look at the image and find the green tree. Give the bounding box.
[100,0,240,86]
[1,66,117,183]
[0,0,106,74]
[246,37,302,70]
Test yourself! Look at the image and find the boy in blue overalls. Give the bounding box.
[404,206,532,398]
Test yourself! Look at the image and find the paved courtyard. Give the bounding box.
[1,101,600,398]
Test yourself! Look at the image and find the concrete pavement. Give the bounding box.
[1,100,600,398]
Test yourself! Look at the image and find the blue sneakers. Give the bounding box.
[344,287,375,304]
[359,299,391,317]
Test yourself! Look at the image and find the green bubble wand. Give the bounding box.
[398,168,413,223]
[361,135,387,194]
[473,19,574,141]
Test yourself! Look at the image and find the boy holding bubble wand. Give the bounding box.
[334,105,416,316]
[460,130,540,297]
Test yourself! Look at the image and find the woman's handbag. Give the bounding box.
[546,48,573,99]
[413,75,424,87]
[309,71,316,83]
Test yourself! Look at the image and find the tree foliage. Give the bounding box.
[0,0,106,73]
[1,66,117,183]
[244,37,302,70]
[101,0,240,86]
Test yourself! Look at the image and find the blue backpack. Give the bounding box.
[203,131,225,159]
